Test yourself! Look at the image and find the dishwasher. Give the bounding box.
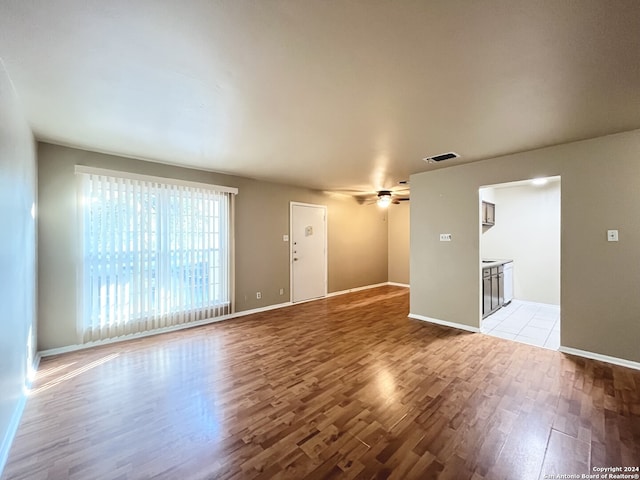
[503,261,513,305]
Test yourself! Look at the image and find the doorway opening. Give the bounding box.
[479,176,561,350]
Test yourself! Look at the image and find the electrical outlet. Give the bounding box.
[256,291,262,299]
[607,230,619,242]
[439,233,452,242]
[283,234,289,242]
[279,288,284,296]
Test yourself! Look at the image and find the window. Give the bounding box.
[76,167,237,342]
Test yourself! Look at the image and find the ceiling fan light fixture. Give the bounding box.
[377,192,392,207]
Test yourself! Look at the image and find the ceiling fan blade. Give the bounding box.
[354,195,378,205]
[331,184,409,205]
[331,188,378,196]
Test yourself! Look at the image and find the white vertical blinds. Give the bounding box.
[76,168,236,343]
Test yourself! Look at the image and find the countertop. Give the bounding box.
[481,259,513,269]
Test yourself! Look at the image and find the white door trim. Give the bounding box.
[290,202,328,303]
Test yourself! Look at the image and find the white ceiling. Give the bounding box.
[1,1,640,192]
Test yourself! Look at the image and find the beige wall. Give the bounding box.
[0,61,37,462]
[388,201,410,285]
[481,181,560,304]
[38,143,388,350]
[411,129,640,364]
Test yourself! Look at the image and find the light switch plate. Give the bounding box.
[283,234,289,242]
[439,233,452,242]
[607,230,619,242]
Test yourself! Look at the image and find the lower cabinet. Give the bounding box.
[482,265,504,318]
[483,269,492,316]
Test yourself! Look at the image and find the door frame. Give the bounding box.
[289,201,328,303]
[478,177,562,346]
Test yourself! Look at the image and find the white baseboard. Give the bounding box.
[559,346,640,371]
[39,344,91,357]
[39,284,406,357]
[326,282,390,297]
[234,302,293,317]
[512,298,560,308]
[40,302,297,358]
[408,313,480,333]
[0,393,26,477]
[39,313,236,357]
[0,353,40,476]
[292,281,406,302]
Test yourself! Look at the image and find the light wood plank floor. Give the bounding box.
[4,286,640,479]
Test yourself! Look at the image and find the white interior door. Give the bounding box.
[291,202,327,303]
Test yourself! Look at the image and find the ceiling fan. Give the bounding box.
[331,181,409,207]
[374,189,410,207]
[350,182,410,207]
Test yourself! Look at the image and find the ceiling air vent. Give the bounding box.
[423,152,460,163]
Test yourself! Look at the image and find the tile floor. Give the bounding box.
[481,299,560,350]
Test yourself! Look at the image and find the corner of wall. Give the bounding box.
[0,59,38,477]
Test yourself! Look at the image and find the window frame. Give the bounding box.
[75,166,237,343]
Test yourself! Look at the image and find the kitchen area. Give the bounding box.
[480,177,561,350]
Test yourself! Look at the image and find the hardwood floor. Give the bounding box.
[3,286,640,479]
